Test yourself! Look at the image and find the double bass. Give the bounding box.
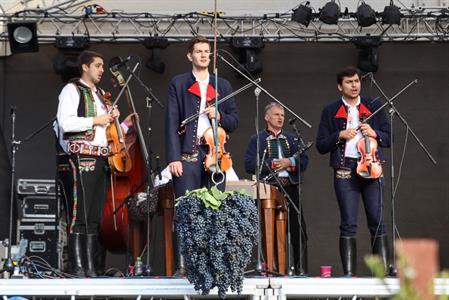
[100,62,150,260]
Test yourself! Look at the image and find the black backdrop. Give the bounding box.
[0,42,447,276]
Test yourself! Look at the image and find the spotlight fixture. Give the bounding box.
[319,0,340,25]
[55,36,90,50]
[230,37,264,77]
[143,36,169,74]
[356,1,377,27]
[53,36,90,82]
[292,1,313,27]
[353,35,381,73]
[382,0,401,25]
[7,22,38,53]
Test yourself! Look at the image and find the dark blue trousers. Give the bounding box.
[173,145,225,198]
[333,159,386,238]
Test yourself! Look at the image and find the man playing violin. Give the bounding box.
[316,66,393,277]
[55,50,133,277]
[165,36,238,275]
[165,36,238,197]
[244,102,309,275]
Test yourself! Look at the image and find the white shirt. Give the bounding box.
[194,72,212,138]
[342,97,363,158]
[54,79,109,153]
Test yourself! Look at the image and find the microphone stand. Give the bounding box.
[121,61,165,276]
[363,73,436,276]
[216,51,312,276]
[253,87,264,274]
[2,107,19,277]
[216,53,312,129]
[1,108,56,278]
[290,120,313,277]
[112,61,162,275]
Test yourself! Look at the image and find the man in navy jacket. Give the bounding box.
[165,36,238,275]
[245,102,309,275]
[165,36,238,198]
[316,66,393,276]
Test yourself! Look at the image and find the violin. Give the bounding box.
[356,123,382,179]
[203,125,232,173]
[104,92,132,174]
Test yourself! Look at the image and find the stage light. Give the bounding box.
[55,36,90,50]
[292,2,313,27]
[382,0,401,25]
[53,36,90,82]
[356,1,377,27]
[230,37,264,77]
[143,36,169,74]
[353,35,381,73]
[319,0,340,25]
[7,22,38,53]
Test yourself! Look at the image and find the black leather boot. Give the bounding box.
[371,235,395,276]
[339,236,356,277]
[173,233,186,277]
[68,233,86,277]
[95,237,106,276]
[85,234,98,277]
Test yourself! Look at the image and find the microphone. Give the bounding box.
[156,155,162,180]
[258,149,267,178]
[208,49,220,58]
[361,72,373,81]
[288,117,296,125]
[109,55,133,71]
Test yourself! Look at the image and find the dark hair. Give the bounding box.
[187,36,210,53]
[336,66,361,85]
[78,50,103,74]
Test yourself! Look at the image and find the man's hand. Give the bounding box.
[204,106,221,121]
[168,161,183,177]
[339,128,358,140]
[93,114,114,126]
[111,105,120,118]
[272,158,291,171]
[360,123,377,138]
[123,112,139,128]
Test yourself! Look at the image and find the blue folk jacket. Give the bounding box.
[316,97,391,168]
[165,72,238,164]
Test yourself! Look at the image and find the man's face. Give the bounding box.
[338,74,361,101]
[187,42,211,70]
[82,57,104,85]
[265,106,285,131]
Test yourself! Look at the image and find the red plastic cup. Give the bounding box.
[320,265,332,277]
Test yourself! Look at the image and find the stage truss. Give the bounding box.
[0,6,448,43]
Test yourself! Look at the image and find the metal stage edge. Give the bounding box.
[0,277,448,298]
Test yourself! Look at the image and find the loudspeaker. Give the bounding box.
[7,22,39,54]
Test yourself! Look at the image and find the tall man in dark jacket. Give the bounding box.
[316,66,393,276]
[165,36,238,275]
[165,36,238,198]
[244,102,309,275]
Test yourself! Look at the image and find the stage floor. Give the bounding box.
[0,277,448,298]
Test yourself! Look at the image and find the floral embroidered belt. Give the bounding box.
[68,142,109,157]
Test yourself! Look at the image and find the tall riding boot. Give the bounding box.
[85,234,98,277]
[95,237,106,276]
[173,232,186,277]
[68,233,86,277]
[371,235,394,276]
[339,236,357,277]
